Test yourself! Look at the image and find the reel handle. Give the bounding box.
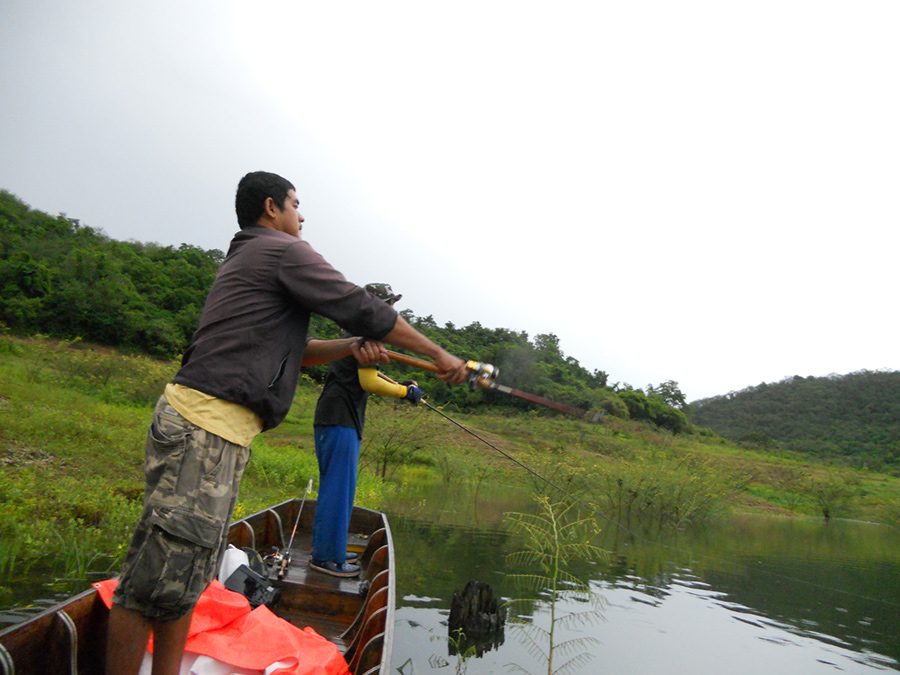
[466,360,499,390]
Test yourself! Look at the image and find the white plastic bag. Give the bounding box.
[217,544,250,584]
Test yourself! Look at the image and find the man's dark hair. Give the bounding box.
[235,171,296,229]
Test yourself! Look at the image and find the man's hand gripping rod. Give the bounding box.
[384,350,499,389]
[276,478,313,580]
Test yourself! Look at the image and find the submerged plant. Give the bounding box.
[504,496,606,675]
[430,628,477,675]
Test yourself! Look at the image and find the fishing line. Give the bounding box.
[421,399,650,536]
[418,399,900,612]
[421,400,572,496]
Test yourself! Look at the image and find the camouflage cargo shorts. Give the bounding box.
[112,394,251,622]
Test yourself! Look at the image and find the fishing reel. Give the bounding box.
[466,360,499,391]
[261,546,291,580]
[276,551,292,580]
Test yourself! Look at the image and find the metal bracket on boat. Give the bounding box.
[0,641,14,675]
[265,508,286,549]
[56,610,78,675]
[236,521,256,550]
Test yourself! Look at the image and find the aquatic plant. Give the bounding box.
[504,496,606,675]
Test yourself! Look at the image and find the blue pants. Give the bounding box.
[312,425,360,564]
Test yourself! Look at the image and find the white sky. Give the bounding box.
[1,1,897,402]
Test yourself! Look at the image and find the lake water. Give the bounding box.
[5,485,898,674]
[383,486,900,674]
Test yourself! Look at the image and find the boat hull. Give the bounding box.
[0,499,395,675]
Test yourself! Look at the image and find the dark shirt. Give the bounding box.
[313,346,371,439]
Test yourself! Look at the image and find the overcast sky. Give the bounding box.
[2,1,897,402]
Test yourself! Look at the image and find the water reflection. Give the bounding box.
[384,487,900,674]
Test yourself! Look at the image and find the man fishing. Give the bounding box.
[106,171,471,675]
[310,282,423,578]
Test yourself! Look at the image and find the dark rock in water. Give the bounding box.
[448,580,505,656]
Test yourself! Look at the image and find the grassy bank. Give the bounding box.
[1,335,898,605]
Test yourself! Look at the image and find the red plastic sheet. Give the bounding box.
[96,579,350,675]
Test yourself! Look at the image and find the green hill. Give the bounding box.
[690,371,900,473]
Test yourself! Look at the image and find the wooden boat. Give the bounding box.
[0,499,395,675]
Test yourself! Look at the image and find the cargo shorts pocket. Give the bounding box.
[195,439,250,524]
[125,510,221,620]
[144,401,195,497]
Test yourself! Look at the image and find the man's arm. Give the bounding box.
[302,337,385,366]
[304,323,466,386]
[276,244,467,381]
[379,315,468,384]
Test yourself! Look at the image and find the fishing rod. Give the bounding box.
[275,478,313,580]
[475,379,604,423]
[385,350,602,423]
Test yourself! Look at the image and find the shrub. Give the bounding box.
[596,390,628,419]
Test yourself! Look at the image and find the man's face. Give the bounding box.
[273,189,304,238]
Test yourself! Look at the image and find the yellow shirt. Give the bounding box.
[164,383,264,447]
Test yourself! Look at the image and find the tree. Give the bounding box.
[805,474,859,520]
[534,333,561,356]
[646,380,687,409]
[618,389,650,421]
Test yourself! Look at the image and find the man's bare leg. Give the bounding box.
[150,610,193,675]
[106,604,151,675]
[106,604,193,675]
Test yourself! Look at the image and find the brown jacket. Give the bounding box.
[173,226,397,430]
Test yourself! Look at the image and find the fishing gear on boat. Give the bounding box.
[269,478,314,580]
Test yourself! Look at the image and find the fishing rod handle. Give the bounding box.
[385,350,499,380]
[385,350,440,372]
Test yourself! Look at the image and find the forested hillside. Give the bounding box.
[690,371,900,473]
[1,189,691,427]
[0,189,223,356]
[3,189,900,468]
